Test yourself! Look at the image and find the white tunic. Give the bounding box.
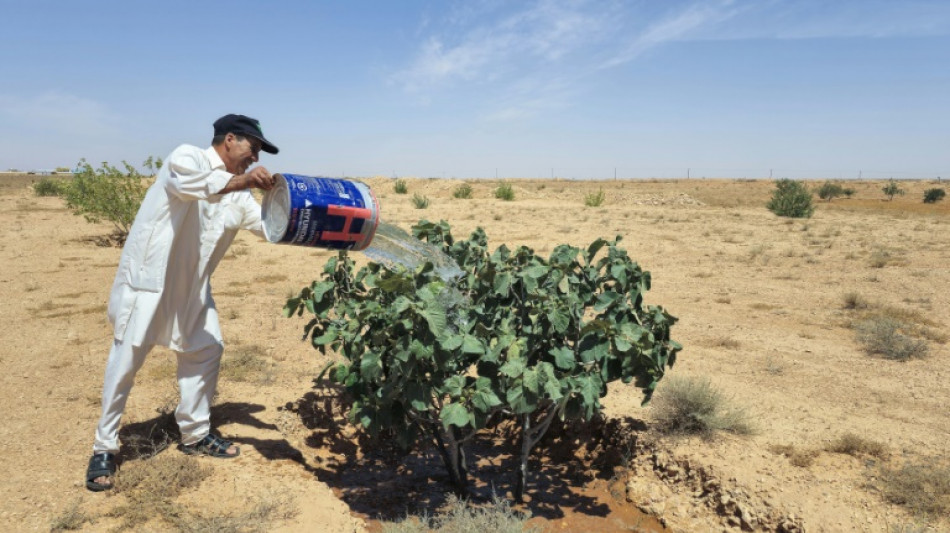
[106,145,263,352]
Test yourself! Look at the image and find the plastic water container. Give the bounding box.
[261,174,380,251]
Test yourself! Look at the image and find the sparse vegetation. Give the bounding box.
[494,183,515,201]
[855,316,929,361]
[923,188,945,203]
[766,179,814,218]
[824,433,887,459]
[50,499,93,531]
[842,292,870,310]
[381,495,539,533]
[108,454,211,531]
[584,189,605,207]
[32,177,65,197]
[62,158,157,241]
[882,179,905,201]
[221,344,272,382]
[411,193,430,209]
[394,179,408,194]
[868,249,896,268]
[816,181,844,202]
[769,444,819,468]
[453,183,473,199]
[876,460,950,517]
[652,376,754,437]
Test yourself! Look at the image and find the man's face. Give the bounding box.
[222,133,262,174]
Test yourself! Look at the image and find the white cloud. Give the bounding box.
[391,0,613,92]
[599,1,744,69]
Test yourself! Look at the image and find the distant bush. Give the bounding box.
[816,181,844,202]
[842,188,856,198]
[411,193,430,209]
[32,177,64,197]
[882,179,905,201]
[584,189,605,207]
[393,180,408,194]
[452,183,473,199]
[923,188,945,204]
[494,183,515,201]
[766,179,814,218]
[62,158,152,240]
[652,376,754,438]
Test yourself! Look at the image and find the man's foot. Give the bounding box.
[86,452,116,492]
[181,433,240,458]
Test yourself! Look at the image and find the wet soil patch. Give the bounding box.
[282,384,667,532]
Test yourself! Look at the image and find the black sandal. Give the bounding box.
[181,434,240,458]
[86,452,116,492]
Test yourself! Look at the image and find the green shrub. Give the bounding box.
[923,188,945,203]
[284,221,680,501]
[394,180,408,194]
[584,189,606,207]
[411,193,430,209]
[494,183,515,201]
[452,183,473,199]
[33,177,64,197]
[766,179,814,218]
[652,376,753,437]
[62,158,151,240]
[882,179,905,201]
[816,181,844,202]
[843,188,856,198]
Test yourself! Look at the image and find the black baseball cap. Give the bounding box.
[213,114,279,154]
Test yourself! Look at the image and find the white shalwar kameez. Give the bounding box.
[93,144,263,453]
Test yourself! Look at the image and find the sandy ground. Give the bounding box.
[0,174,947,532]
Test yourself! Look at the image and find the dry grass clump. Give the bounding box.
[108,454,211,530]
[842,292,870,310]
[50,499,92,531]
[105,453,295,532]
[855,317,929,361]
[170,494,298,533]
[381,495,539,533]
[703,336,740,349]
[769,444,819,468]
[875,460,950,518]
[651,376,754,438]
[842,297,940,361]
[221,344,273,383]
[824,433,888,459]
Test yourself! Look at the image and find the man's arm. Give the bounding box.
[217,167,275,194]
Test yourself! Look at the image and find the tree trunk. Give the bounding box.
[432,424,469,496]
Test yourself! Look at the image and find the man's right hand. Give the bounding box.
[220,166,275,193]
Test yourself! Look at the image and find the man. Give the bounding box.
[86,114,279,491]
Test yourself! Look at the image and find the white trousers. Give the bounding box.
[93,333,224,453]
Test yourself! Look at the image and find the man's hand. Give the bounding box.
[220,167,275,193]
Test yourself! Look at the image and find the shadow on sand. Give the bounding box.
[261,382,649,522]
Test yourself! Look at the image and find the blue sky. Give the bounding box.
[1,0,948,179]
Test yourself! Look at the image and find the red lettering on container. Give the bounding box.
[321,205,372,242]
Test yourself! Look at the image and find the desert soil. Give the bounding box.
[0,174,947,532]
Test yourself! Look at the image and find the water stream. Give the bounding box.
[362,221,464,281]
